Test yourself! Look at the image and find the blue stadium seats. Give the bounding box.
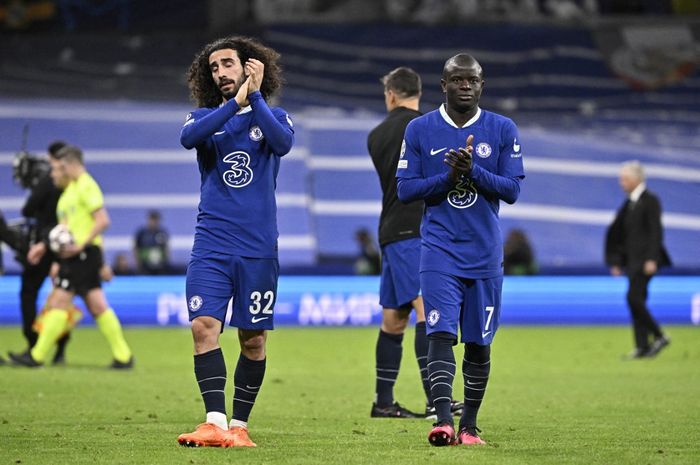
[1,23,698,273]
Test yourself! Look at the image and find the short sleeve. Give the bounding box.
[81,176,104,213]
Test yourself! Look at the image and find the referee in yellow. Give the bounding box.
[10,145,133,368]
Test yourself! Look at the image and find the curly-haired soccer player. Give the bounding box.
[177,36,294,448]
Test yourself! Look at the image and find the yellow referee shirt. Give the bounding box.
[56,172,104,247]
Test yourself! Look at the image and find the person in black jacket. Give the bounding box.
[368,67,463,419]
[9,141,72,364]
[605,160,671,359]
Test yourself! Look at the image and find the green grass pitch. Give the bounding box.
[1,325,699,464]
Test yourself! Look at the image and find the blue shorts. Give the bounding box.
[186,251,279,331]
[379,238,421,310]
[421,271,503,344]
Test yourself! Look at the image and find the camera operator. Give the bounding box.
[6,141,72,365]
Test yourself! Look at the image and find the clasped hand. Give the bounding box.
[444,134,474,183]
[235,58,265,106]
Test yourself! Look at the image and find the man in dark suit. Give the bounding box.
[605,161,671,359]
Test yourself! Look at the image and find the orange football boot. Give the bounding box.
[177,423,233,447]
[227,426,257,447]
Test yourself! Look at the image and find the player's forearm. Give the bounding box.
[397,173,452,203]
[180,100,241,149]
[84,209,110,247]
[470,164,521,204]
[249,92,294,156]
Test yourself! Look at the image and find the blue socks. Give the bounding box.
[232,353,266,423]
[414,322,432,405]
[428,332,457,425]
[194,348,227,415]
[375,330,404,407]
[460,343,491,430]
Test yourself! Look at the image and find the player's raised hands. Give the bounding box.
[444,135,474,183]
[234,76,251,107]
[244,58,264,94]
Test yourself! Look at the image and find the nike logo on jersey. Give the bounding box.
[481,331,492,339]
[251,316,269,323]
[214,130,226,135]
[513,138,520,152]
[430,147,447,156]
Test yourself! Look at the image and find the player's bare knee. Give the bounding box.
[239,330,266,359]
[381,308,410,334]
[191,317,221,351]
[241,334,264,351]
[381,318,408,334]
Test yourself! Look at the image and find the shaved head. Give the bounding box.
[440,53,485,121]
[443,53,483,79]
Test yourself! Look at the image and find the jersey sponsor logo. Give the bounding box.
[430,147,447,156]
[447,178,478,209]
[513,138,520,152]
[249,125,264,141]
[511,153,522,158]
[222,151,253,188]
[251,316,269,323]
[188,295,203,312]
[286,114,294,128]
[427,309,440,326]
[400,140,406,158]
[475,142,492,158]
[397,159,408,169]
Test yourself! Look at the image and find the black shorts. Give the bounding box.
[54,245,103,296]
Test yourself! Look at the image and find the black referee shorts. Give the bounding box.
[54,245,103,296]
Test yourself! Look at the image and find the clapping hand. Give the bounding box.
[244,58,264,94]
[234,75,251,107]
[444,135,474,183]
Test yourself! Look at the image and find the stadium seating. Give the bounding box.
[1,22,698,273]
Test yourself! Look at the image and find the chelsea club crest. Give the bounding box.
[189,295,203,312]
[475,142,492,158]
[427,309,440,327]
[249,125,264,141]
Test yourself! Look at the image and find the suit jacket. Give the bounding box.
[605,189,671,274]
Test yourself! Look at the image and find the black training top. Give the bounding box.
[368,106,424,247]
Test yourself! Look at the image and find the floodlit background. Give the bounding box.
[1,0,698,276]
[1,3,699,464]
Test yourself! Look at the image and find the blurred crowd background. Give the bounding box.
[0,0,698,275]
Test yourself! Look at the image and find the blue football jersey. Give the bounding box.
[181,94,294,258]
[396,105,525,279]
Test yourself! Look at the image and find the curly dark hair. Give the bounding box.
[186,36,283,108]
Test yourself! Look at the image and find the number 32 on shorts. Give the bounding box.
[249,290,275,321]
